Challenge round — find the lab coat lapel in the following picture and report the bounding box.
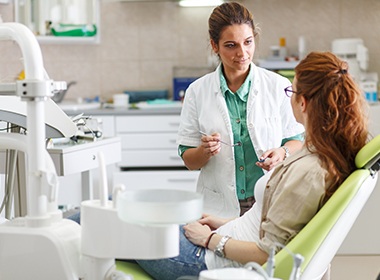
[210,64,234,143]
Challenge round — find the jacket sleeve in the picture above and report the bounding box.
[176,84,201,147]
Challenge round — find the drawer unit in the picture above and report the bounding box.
[55,110,197,207]
[115,115,184,168]
[120,150,183,167]
[49,137,121,176]
[120,133,177,150]
[113,170,199,192]
[115,115,181,133]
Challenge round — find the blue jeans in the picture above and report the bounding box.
[136,226,207,280]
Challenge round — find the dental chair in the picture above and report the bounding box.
[115,134,380,280]
[267,134,380,280]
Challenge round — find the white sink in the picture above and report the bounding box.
[58,101,101,111]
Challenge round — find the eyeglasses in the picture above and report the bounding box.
[284,86,297,97]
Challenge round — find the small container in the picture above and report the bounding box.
[279,37,287,58]
[270,45,280,57]
[113,93,129,108]
[360,72,378,103]
[361,81,378,103]
[298,36,306,59]
[173,66,213,101]
[51,23,97,37]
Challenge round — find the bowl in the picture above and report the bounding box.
[117,189,203,225]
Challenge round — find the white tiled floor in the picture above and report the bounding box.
[331,255,380,280]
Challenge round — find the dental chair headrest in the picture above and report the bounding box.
[355,134,380,171]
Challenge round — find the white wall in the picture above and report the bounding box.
[1,0,380,101]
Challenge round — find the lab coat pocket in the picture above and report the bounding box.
[202,188,224,214]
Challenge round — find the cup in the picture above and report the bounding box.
[113,93,129,108]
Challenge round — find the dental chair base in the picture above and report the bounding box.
[81,199,180,259]
[0,201,183,280]
[0,217,81,280]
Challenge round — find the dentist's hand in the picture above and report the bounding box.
[200,132,221,157]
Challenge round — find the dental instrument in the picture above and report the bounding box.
[199,130,242,147]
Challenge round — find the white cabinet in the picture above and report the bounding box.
[14,0,100,44]
[113,170,198,192]
[57,114,116,207]
[115,115,184,168]
[113,114,199,192]
[98,115,116,138]
[57,111,199,206]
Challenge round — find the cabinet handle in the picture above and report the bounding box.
[169,122,180,127]
[167,178,197,183]
[169,156,182,160]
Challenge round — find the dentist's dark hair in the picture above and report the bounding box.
[208,1,258,45]
[294,51,369,203]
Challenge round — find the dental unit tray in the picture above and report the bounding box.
[0,96,77,138]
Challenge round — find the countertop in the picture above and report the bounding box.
[61,102,379,118]
[62,106,183,116]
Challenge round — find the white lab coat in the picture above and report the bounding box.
[177,63,304,218]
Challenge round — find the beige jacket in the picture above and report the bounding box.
[258,146,332,254]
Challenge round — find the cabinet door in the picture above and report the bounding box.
[99,116,115,138]
[119,149,183,167]
[116,114,184,168]
[120,133,177,149]
[115,115,181,133]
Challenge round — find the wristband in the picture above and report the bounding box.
[205,231,217,249]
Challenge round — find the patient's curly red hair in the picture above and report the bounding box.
[295,51,369,203]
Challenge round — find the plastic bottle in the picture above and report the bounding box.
[279,37,287,59]
[298,36,306,60]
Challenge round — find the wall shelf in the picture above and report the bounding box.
[14,0,100,45]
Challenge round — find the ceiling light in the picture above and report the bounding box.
[179,0,224,7]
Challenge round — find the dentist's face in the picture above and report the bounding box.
[211,24,255,74]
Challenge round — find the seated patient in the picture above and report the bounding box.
[133,51,369,280]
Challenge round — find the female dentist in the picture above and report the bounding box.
[177,2,304,217]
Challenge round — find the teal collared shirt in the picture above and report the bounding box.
[220,65,261,200]
[179,65,303,200]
